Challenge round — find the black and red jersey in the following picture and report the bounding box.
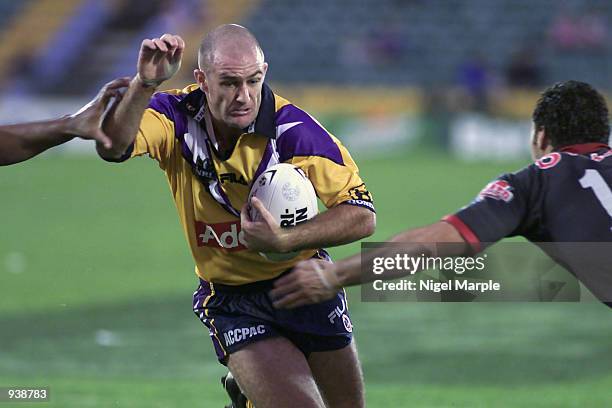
[444,143,612,303]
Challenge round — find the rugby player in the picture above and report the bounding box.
[271,80,612,309]
[97,26,375,408]
[0,77,129,166]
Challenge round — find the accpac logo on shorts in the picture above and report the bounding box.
[195,221,247,250]
[478,180,514,203]
[223,325,266,346]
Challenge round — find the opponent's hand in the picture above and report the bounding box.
[66,77,131,149]
[137,33,185,88]
[270,259,341,309]
[240,197,291,253]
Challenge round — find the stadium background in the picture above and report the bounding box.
[1,0,611,406]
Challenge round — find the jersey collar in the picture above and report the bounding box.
[559,143,611,155]
[177,83,276,139]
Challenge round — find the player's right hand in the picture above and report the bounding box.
[137,33,185,88]
[270,259,341,309]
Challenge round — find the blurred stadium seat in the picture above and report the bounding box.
[0,0,609,157]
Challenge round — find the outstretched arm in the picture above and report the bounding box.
[0,77,129,166]
[97,33,184,160]
[270,221,468,308]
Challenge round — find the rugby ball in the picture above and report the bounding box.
[248,163,319,261]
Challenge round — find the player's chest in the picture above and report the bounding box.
[191,135,269,214]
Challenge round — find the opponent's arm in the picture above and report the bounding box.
[269,221,468,308]
[97,34,184,160]
[0,78,129,166]
[241,197,376,253]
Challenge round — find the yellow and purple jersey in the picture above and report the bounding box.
[112,83,374,285]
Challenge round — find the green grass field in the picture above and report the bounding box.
[1,151,611,407]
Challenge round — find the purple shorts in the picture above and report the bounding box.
[193,273,353,364]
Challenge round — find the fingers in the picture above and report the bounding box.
[250,197,277,226]
[92,128,112,150]
[103,77,131,91]
[270,263,317,308]
[273,271,297,289]
[270,273,301,300]
[141,38,157,51]
[138,34,184,85]
[162,34,185,57]
[271,259,339,309]
[170,35,185,63]
[176,35,185,50]
[98,88,122,107]
[240,203,252,229]
[272,291,310,309]
[159,33,177,48]
[159,33,182,50]
[272,260,313,289]
[152,38,169,53]
[98,77,130,106]
[142,34,184,55]
[171,42,184,64]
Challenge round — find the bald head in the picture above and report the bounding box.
[198,24,264,72]
[194,24,268,136]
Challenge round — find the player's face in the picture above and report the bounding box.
[196,50,268,132]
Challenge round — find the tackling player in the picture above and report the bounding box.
[0,77,129,166]
[97,26,375,408]
[271,80,612,309]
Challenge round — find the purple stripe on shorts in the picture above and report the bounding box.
[193,280,228,361]
[209,329,227,361]
[275,104,344,165]
[148,92,188,140]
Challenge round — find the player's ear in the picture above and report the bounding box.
[535,127,548,151]
[194,69,208,92]
[534,127,555,157]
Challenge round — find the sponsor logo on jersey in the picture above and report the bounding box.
[478,180,514,202]
[590,150,612,162]
[346,199,375,211]
[194,156,215,180]
[535,152,562,169]
[195,221,247,250]
[349,184,373,203]
[219,172,248,185]
[223,325,266,346]
[347,185,374,210]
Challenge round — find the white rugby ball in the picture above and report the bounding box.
[248,163,319,261]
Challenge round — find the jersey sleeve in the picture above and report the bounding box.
[108,92,183,168]
[442,165,541,252]
[275,104,375,212]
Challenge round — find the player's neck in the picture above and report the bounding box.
[211,119,241,159]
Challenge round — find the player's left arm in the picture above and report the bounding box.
[242,126,378,252]
[241,197,375,253]
[0,78,129,166]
